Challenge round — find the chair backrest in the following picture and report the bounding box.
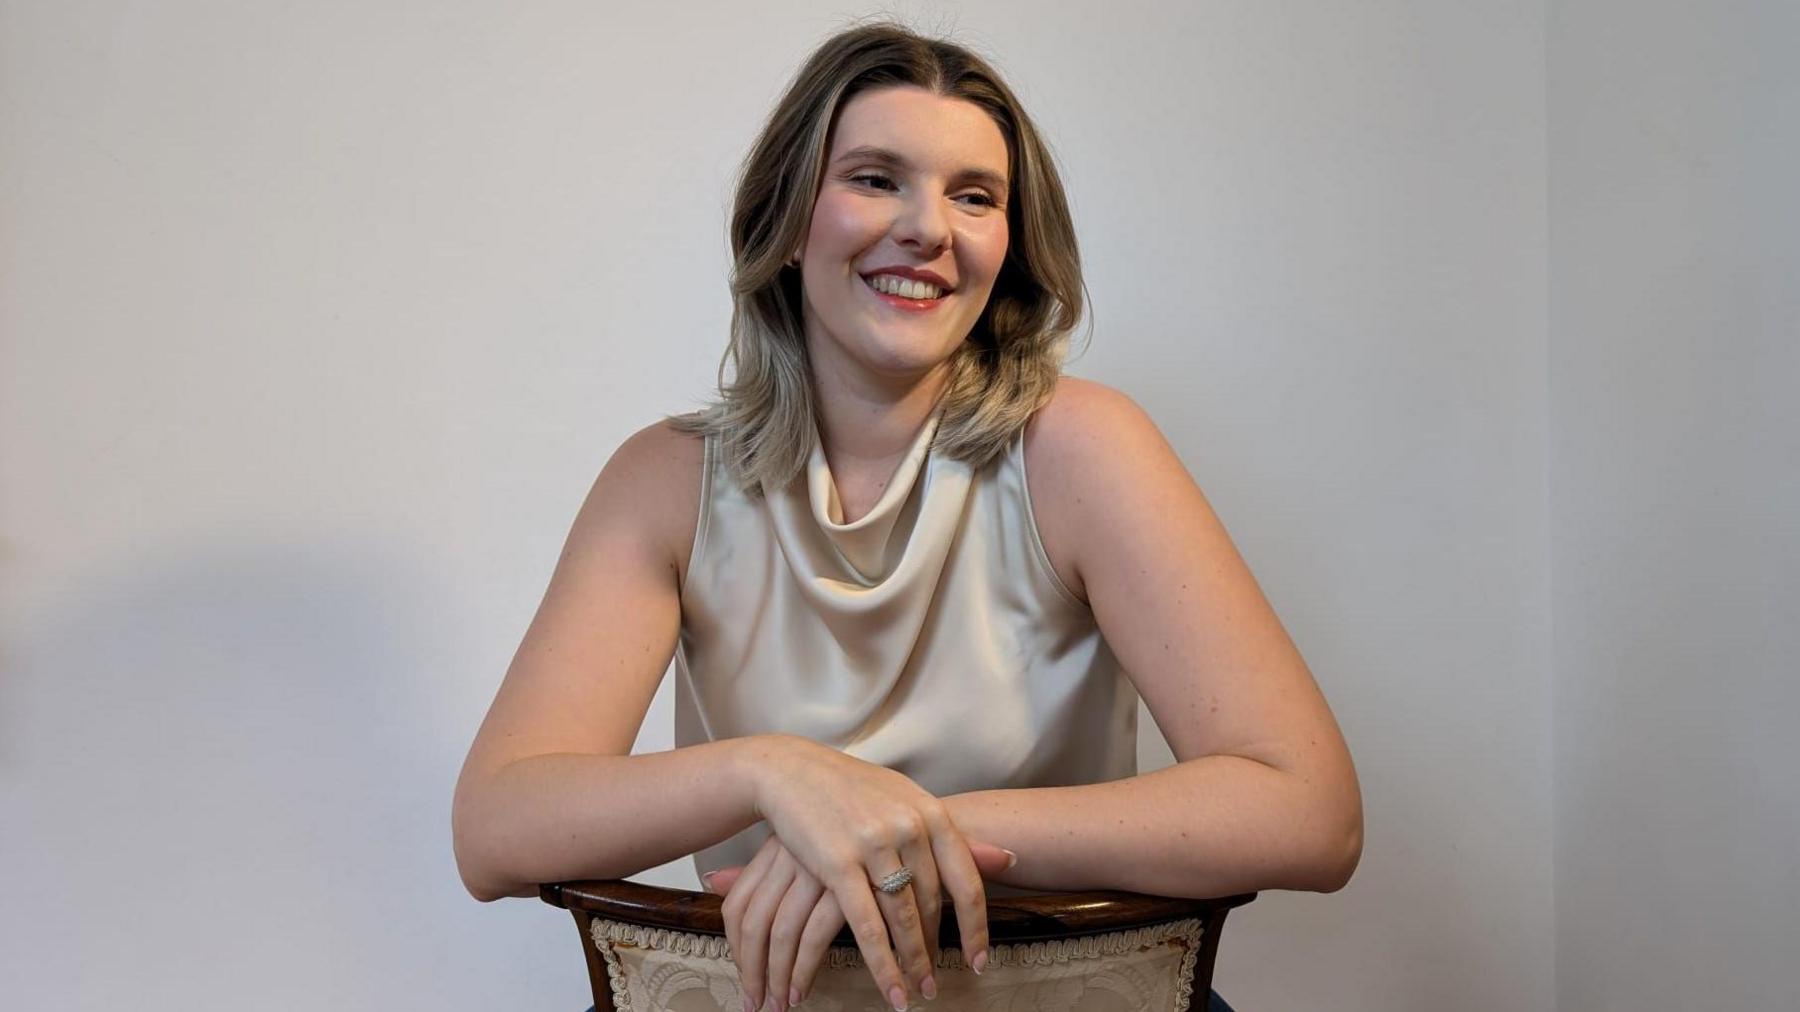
[542,879,1254,1011]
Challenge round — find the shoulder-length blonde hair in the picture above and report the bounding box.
[671,20,1087,496]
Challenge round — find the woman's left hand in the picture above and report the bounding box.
[709,833,1016,1010]
[714,834,845,1011]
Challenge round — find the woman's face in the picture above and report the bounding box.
[795,85,1012,392]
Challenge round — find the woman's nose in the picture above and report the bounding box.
[891,191,951,254]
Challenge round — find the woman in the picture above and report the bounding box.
[452,21,1362,1012]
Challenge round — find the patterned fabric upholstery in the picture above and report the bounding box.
[588,917,1212,1011]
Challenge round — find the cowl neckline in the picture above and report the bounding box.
[802,411,945,582]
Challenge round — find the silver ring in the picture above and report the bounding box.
[876,867,914,894]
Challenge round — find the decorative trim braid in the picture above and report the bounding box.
[588,917,1209,1011]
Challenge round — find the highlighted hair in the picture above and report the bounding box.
[671,19,1088,496]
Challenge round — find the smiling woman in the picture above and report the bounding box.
[452,19,1359,1012]
[794,86,1013,417]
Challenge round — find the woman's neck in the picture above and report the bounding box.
[810,360,951,476]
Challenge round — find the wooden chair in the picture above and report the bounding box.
[543,879,1254,1011]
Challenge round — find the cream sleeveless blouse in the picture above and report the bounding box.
[675,412,1138,877]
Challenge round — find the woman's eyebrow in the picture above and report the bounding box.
[833,145,1008,190]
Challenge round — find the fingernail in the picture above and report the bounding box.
[921,975,937,1000]
[889,984,909,1010]
[741,994,755,1012]
[1001,849,1018,871]
[702,871,721,894]
[971,949,988,975]
[789,986,802,1007]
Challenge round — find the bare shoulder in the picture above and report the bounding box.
[586,415,706,590]
[1024,375,1160,452]
[1023,376,1185,604]
[454,416,704,792]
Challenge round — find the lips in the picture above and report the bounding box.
[861,273,948,311]
[863,273,946,300]
[859,266,956,292]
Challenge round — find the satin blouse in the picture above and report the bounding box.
[675,411,1139,877]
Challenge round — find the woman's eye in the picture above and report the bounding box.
[849,173,997,209]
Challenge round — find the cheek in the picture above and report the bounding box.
[808,192,885,252]
[959,222,1010,287]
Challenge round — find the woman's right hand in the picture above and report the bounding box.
[710,832,1015,1010]
[746,734,992,1010]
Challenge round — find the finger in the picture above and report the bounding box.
[829,867,910,1012]
[738,846,799,1011]
[867,848,931,1007]
[704,864,745,897]
[791,890,846,1006]
[897,833,944,980]
[721,836,781,1006]
[927,820,991,976]
[766,870,825,1010]
[964,837,1017,879]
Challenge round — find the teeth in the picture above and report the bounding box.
[867,274,943,300]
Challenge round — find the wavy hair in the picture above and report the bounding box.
[671,19,1088,496]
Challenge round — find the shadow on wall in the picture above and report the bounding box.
[7,539,570,1008]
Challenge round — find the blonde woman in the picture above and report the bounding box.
[452,21,1361,1012]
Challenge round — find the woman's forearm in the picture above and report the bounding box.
[452,736,777,901]
[944,756,1362,899]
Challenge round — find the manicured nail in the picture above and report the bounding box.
[741,994,755,1012]
[1001,849,1018,871]
[789,986,802,1006]
[920,975,937,1000]
[889,984,909,1010]
[971,949,988,975]
[703,871,721,894]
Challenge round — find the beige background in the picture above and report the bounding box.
[3,1,1793,1009]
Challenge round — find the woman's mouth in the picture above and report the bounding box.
[862,273,949,312]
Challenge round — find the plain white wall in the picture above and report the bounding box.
[4,1,1552,1008]
[1549,2,1800,1009]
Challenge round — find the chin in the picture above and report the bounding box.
[857,341,964,379]
[806,310,973,382]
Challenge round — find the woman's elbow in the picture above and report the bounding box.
[452,821,505,902]
[461,872,510,904]
[1312,815,1363,893]
[454,828,535,902]
[452,778,518,902]
[1303,794,1363,893]
[1298,746,1363,893]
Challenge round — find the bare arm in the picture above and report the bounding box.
[944,379,1362,899]
[944,757,1353,898]
[453,418,991,1007]
[456,743,767,901]
[452,419,747,901]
